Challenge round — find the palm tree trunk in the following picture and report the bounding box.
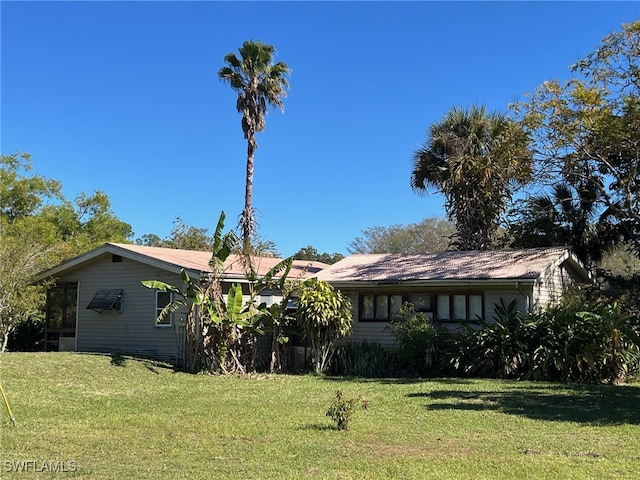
[242,137,256,254]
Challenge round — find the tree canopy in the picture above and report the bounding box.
[411,105,533,250]
[348,217,455,254]
[511,19,640,255]
[0,152,133,350]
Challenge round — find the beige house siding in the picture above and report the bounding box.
[55,253,187,363]
[534,263,576,312]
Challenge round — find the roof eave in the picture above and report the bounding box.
[325,278,538,289]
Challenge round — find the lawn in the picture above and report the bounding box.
[1,353,639,479]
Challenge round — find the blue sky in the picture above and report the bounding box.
[2,1,639,257]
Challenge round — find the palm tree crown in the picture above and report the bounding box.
[411,105,532,250]
[218,40,290,254]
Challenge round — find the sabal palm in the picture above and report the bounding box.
[218,41,290,254]
[411,105,532,250]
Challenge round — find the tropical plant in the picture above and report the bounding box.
[451,299,529,379]
[411,105,533,250]
[508,181,619,267]
[142,211,240,373]
[295,278,352,374]
[328,341,400,378]
[142,211,298,374]
[218,40,290,254]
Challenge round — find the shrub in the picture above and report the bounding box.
[387,304,451,376]
[325,390,368,431]
[451,299,529,379]
[7,317,45,352]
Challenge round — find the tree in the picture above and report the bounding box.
[348,217,455,254]
[218,40,290,254]
[293,246,344,264]
[295,278,352,374]
[162,217,212,250]
[511,20,640,254]
[0,152,133,350]
[508,181,620,267]
[411,105,533,250]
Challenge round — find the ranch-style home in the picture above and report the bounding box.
[314,247,592,346]
[34,243,590,365]
[33,243,326,366]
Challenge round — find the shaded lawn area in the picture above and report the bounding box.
[1,352,639,479]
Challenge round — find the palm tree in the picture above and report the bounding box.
[218,41,290,254]
[509,180,620,267]
[411,105,532,250]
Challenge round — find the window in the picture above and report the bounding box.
[87,289,123,313]
[155,291,172,326]
[436,294,484,323]
[360,294,409,322]
[359,292,483,323]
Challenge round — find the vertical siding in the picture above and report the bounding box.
[56,254,187,363]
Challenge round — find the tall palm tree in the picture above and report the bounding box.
[218,40,290,254]
[411,105,532,250]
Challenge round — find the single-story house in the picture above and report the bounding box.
[314,247,592,347]
[33,243,326,365]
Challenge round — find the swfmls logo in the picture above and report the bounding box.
[4,460,77,473]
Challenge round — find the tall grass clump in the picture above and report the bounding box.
[328,341,400,377]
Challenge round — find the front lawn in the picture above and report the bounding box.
[1,353,639,479]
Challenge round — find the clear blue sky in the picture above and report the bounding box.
[2,1,639,257]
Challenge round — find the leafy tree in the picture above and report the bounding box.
[162,217,212,250]
[295,278,352,374]
[0,215,58,351]
[293,245,344,264]
[348,217,454,254]
[512,20,640,254]
[411,105,533,250]
[0,152,133,350]
[0,152,62,220]
[218,40,290,254]
[135,233,163,247]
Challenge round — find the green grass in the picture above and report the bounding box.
[1,352,639,479]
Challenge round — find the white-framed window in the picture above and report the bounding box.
[155,291,172,327]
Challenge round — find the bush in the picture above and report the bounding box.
[450,294,640,383]
[325,390,368,431]
[451,299,529,379]
[388,305,453,376]
[6,317,45,352]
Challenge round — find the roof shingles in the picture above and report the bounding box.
[314,248,572,282]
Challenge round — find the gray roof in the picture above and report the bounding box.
[314,247,589,283]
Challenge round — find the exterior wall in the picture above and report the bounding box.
[338,284,534,348]
[55,253,187,364]
[534,262,576,312]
